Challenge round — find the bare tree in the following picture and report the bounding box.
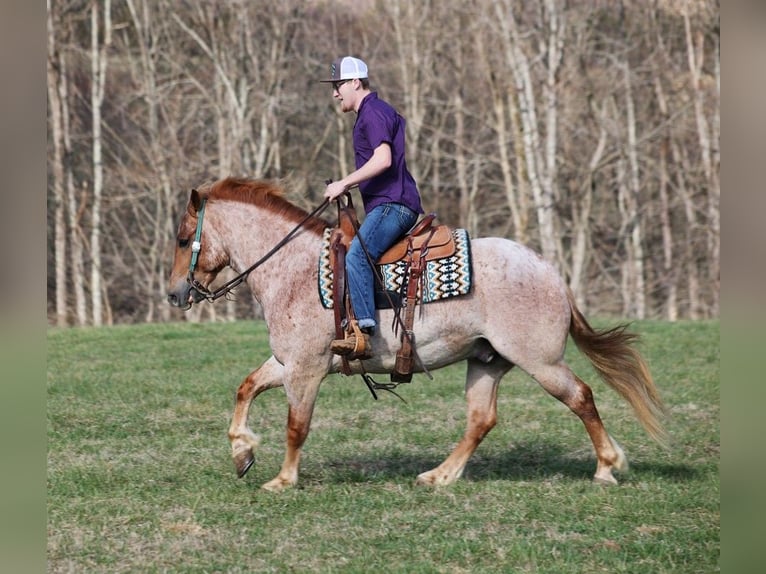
[619,59,647,319]
[89,0,113,326]
[383,0,433,184]
[47,0,67,326]
[654,78,678,321]
[123,0,175,322]
[495,0,564,265]
[476,1,530,243]
[568,96,608,310]
[49,0,89,326]
[682,2,719,316]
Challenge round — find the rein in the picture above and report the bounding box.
[187,197,331,302]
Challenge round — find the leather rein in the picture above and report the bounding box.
[186,196,331,302]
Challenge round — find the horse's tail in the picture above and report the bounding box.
[566,288,668,446]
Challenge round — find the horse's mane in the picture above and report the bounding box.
[203,177,331,235]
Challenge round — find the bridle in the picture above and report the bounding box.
[186,195,331,302]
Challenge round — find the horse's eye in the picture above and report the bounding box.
[179,238,190,249]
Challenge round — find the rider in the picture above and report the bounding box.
[321,56,424,358]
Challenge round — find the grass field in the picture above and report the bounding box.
[47,319,719,573]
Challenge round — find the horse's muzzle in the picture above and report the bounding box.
[167,282,205,310]
[167,291,191,310]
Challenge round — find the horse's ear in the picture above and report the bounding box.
[189,188,201,215]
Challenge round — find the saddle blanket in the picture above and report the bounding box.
[317,227,473,310]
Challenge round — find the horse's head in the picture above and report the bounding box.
[166,187,228,310]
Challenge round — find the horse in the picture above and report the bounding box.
[166,177,666,491]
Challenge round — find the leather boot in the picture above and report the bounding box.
[330,332,372,360]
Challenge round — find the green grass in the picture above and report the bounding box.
[47,319,719,573]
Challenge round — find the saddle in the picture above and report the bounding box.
[329,194,456,381]
[377,214,456,265]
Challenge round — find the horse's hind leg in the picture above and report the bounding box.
[532,363,628,485]
[416,357,511,486]
[228,355,284,478]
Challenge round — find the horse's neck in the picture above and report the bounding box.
[213,201,321,300]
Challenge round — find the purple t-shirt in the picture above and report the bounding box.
[353,92,423,215]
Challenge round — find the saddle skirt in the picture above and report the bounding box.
[318,226,473,310]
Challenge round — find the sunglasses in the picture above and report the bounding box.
[331,79,352,92]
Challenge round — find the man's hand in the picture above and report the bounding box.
[324,180,349,201]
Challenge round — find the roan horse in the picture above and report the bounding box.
[166,177,666,491]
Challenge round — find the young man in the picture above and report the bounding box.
[320,56,424,359]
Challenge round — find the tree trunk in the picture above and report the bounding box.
[675,145,702,319]
[125,0,173,323]
[90,0,112,326]
[653,76,678,321]
[541,0,564,264]
[509,91,530,244]
[454,93,471,233]
[64,62,88,327]
[500,1,559,264]
[684,7,719,317]
[388,0,429,183]
[569,98,606,310]
[616,157,632,316]
[625,64,646,319]
[622,61,646,319]
[479,7,528,242]
[709,32,721,317]
[47,0,67,327]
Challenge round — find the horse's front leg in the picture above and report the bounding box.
[261,367,324,492]
[228,355,284,478]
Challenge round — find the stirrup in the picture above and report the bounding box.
[330,320,372,360]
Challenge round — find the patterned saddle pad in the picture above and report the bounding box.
[317,227,473,310]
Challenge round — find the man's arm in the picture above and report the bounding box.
[325,143,392,200]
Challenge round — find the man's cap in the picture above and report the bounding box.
[318,56,368,82]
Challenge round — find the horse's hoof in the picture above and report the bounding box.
[415,471,440,486]
[593,474,619,486]
[261,477,294,492]
[233,450,255,478]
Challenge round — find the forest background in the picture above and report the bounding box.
[46,0,720,327]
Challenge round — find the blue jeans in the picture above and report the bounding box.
[346,202,418,332]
